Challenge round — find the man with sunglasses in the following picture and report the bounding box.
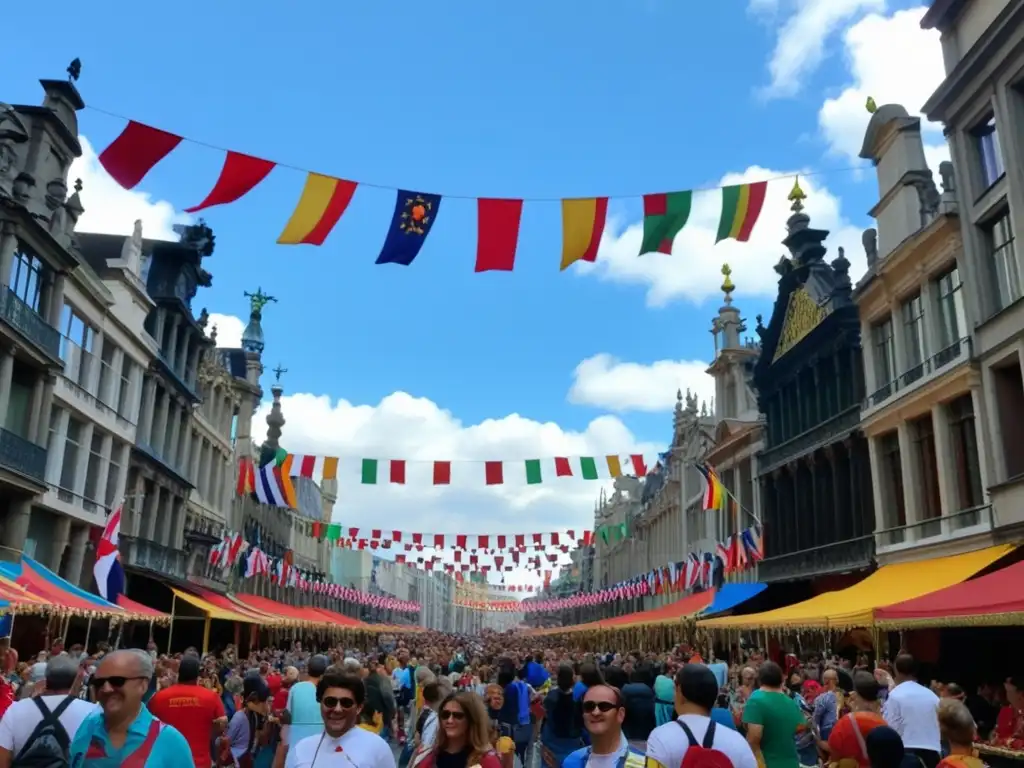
[287,671,395,768]
[561,685,645,768]
[68,649,192,767]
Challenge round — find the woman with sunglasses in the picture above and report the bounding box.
[411,692,502,768]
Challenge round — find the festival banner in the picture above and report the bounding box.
[94,113,778,268]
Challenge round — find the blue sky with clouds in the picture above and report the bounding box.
[2,0,950,581]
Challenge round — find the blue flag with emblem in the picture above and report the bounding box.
[376,189,442,266]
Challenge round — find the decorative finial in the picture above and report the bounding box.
[788,176,807,213]
[210,324,218,344]
[244,288,277,315]
[273,364,288,382]
[721,263,735,304]
[74,178,83,193]
[67,58,81,82]
[866,96,877,114]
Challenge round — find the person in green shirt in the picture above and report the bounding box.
[743,661,807,768]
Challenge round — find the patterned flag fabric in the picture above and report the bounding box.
[376,190,442,266]
[93,505,125,602]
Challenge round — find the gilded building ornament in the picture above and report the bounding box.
[773,287,827,362]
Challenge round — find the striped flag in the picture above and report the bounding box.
[93,505,125,602]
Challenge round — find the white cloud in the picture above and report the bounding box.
[818,7,949,168]
[208,313,245,348]
[252,388,664,563]
[580,167,866,305]
[69,136,190,240]
[568,354,715,413]
[758,0,886,99]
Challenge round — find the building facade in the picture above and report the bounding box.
[753,186,875,585]
[856,102,993,565]
[921,0,1024,533]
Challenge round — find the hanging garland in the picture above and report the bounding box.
[92,112,797,271]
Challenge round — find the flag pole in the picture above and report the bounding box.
[84,617,93,652]
[166,592,177,653]
[693,462,762,527]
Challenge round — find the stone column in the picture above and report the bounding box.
[34,375,55,447]
[971,385,992,500]
[128,361,144,423]
[45,408,69,484]
[176,330,190,378]
[180,425,193,483]
[1,499,32,557]
[139,377,156,445]
[62,523,91,587]
[50,515,71,573]
[897,422,922,537]
[860,319,878,399]
[104,346,123,410]
[143,483,160,541]
[153,308,167,351]
[0,229,17,286]
[156,488,172,547]
[171,497,184,550]
[153,390,169,455]
[931,403,956,530]
[113,443,130,509]
[94,434,113,510]
[0,349,14,417]
[72,422,95,499]
[166,402,181,469]
[166,315,181,370]
[202,441,214,500]
[190,434,202,486]
[890,304,907,387]
[26,376,45,447]
[46,273,66,328]
[867,437,886,541]
[920,280,939,366]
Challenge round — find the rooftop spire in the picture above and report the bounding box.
[241,287,277,355]
[263,371,286,459]
[721,263,735,305]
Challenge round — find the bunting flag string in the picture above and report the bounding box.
[86,107,857,271]
[323,527,592,550]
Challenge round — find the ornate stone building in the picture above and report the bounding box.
[856,103,993,566]
[754,185,875,586]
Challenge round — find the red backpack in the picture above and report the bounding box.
[675,719,734,768]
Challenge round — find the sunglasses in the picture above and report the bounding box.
[440,710,467,721]
[89,676,148,689]
[582,701,619,713]
[322,696,357,710]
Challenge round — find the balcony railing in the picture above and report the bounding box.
[758,535,874,583]
[760,405,861,474]
[0,427,46,484]
[120,534,188,579]
[868,337,972,409]
[0,285,60,359]
[876,504,993,550]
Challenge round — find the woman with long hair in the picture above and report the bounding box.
[412,691,503,768]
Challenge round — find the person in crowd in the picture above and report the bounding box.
[785,668,818,768]
[280,655,330,766]
[883,654,942,768]
[936,699,982,768]
[864,725,915,768]
[993,676,1024,745]
[561,684,643,768]
[367,657,398,742]
[69,649,193,766]
[147,654,227,768]
[287,671,395,768]
[743,660,806,768]
[0,655,96,767]
[411,691,501,768]
[646,664,756,768]
[496,665,530,767]
[392,649,414,746]
[964,684,999,742]
[541,664,582,766]
[827,671,888,768]
[814,668,844,745]
[221,674,271,768]
[621,665,656,751]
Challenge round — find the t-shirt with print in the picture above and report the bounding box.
[148,682,226,768]
[0,695,98,755]
[286,725,396,768]
[742,690,805,768]
[645,714,758,768]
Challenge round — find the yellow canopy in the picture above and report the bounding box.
[172,589,260,624]
[698,544,1013,631]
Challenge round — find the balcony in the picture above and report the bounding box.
[133,440,193,488]
[876,505,993,555]
[119,534,188,579]
[760,405,861,474]
[0,427,47,485]
[758,535,874,583]
[867,336,972,409]
[155,349,199,400]
[0,285,60,360]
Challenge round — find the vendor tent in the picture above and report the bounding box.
[875,558,1024,629]
[600,590,714,628]
[699,544,1012,630]
[0,557,131,619]
[704,582,767,615]
[232,594,335,627]
[171,588,266,624]
[116,595,171,624]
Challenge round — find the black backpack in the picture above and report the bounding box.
[13,696,75,768]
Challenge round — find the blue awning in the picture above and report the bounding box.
[705,583,766,615]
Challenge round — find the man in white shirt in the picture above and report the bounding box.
[646,664,757,768]
[0,656,97,765]
[288,670,395,768]
[882,653,941,768]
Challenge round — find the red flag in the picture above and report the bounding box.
[99,121,182,189]
[630,454,648,476]
[433,461,451,485]
[475,198,523,272]
[390,460,406,484]
[185,151,276,212]
[484,461,503,485]
[554,457,572,477]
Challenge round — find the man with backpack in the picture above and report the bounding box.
[0,656,97,768]
[645,664,757,768]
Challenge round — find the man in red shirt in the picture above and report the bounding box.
[148,654,228,768]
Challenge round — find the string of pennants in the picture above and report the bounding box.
[96,116,773,272]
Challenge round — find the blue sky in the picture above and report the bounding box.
[3,0,948,581]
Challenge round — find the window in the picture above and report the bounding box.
[972,115,1004,189]
[984,211,1020,312]
[98,342,115,404]
[880,431,906,530]
[59,418,83,491]
[934,267,967,365]
[59,303,95,388]
[912,415,942,524]
[9,245,45,312]
[871,318,897,399]
[105,444,121,510]
[118,355,132,419]
[947,396,983,511]
[902,294,926,385]
[84,431,104,510]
